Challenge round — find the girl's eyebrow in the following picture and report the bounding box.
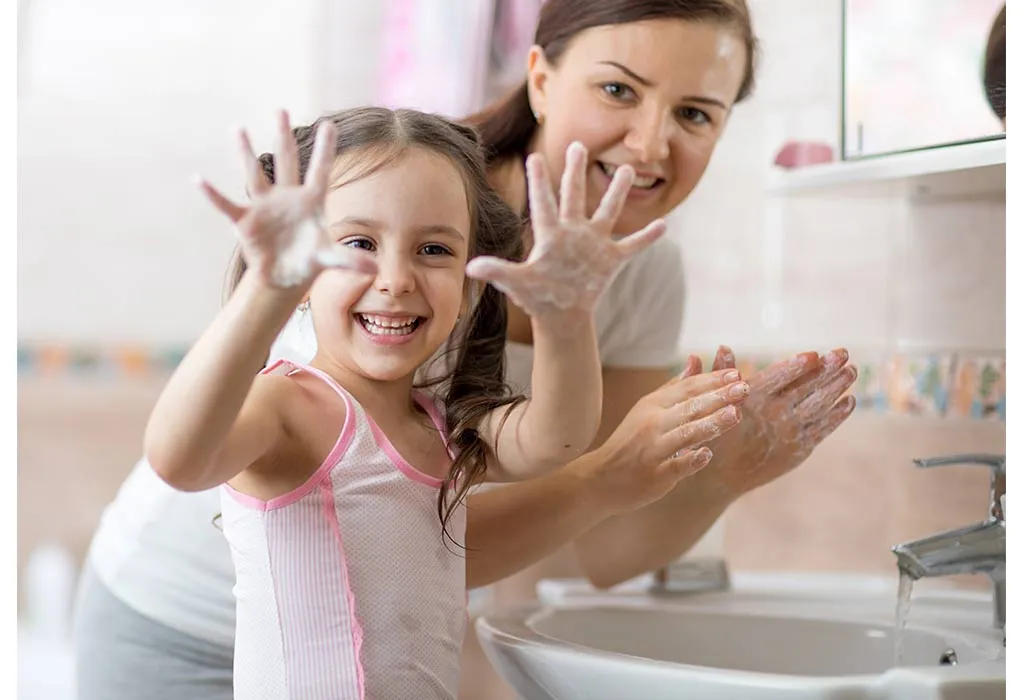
[331,216,466,241]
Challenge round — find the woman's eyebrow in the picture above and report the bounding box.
[598,60,729,110]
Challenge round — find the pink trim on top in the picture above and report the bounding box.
[366,418,444,489]
[222,359,358,511]
[320,480,365,698]
[413,392,456,460]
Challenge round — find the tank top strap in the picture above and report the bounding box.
[261,358,353,404]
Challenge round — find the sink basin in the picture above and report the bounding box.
[477,575,1005,699]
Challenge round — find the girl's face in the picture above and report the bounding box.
[309,147,472,383]
[527,18,747,235]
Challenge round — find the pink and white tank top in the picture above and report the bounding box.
[220,359,467,700]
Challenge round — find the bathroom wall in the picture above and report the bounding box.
[17,0,388,345]
[18,0,1004,654]
[668,0,1005,575]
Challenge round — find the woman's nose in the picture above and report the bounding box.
[624,109,672,164]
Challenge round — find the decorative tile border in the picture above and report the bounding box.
[17,344,187,378]
[17,344,1005,421]
[679,350,1004,422]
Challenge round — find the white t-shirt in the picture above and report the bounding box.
[86,235,686,646]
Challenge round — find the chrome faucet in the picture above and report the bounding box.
[891,454,1005,634]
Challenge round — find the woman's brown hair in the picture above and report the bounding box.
[983,4,1006,122]
[466,0,760,165]
[225,107,526,546]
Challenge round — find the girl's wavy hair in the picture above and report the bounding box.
[225,107,526,546]
[465,0,760,165]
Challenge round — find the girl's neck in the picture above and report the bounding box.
[307,352,420,418]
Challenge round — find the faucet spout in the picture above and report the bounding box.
[892,519,1005,634]
[891,453,1006,636]
[892,519,1005,579]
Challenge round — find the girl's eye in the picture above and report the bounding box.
[601,82,636,101]
[420,244,452,257]
[342,237,375,251]
[676,106,712,125]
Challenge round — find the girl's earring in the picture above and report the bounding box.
[298,300,310,313]
[534,111,545,126]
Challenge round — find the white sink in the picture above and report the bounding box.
[476,574,1005,699]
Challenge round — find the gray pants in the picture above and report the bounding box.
[73,566,233,700]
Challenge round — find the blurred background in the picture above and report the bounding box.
[17,0,1006,698]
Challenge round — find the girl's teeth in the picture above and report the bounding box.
[359,314,419,335]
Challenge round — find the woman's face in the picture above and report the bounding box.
[527,19,747,235]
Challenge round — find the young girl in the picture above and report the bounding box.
[143,106,681,699]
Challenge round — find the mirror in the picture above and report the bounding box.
[842,0,1006,159]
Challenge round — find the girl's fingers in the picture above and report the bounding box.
[197,178,246,223]
[613,219,667,258]
[239,129,271,196]
[558,141,588,222]
[525,153,559,231]
[590,163,635,226]
[275,110,300,186]
[305,121,338,193]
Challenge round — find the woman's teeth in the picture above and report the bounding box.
[598,162,661,190]
[357,314,421,335]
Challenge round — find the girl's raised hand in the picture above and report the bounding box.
[198,110,376,289]
[465,141,667,317]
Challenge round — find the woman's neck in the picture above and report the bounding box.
[487,155,535,345]
[308,352,419,418]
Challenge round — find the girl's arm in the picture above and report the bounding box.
[145,276,302,491]
[466,143,667,481]
[146,113,374,492]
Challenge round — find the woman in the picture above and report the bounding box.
[74,2,857,698]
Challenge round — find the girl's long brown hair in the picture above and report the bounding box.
[226,107,526,546]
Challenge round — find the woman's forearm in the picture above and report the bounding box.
[573,465,736,589]
[465,450,610,588]
[144,274,302,490]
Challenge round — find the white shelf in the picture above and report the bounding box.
[766,139,1005,198]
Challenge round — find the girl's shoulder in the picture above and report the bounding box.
[253,361,352,435]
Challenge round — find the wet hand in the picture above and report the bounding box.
[464,141,667,318]
[703,346,858,497]
[590,356,749,515]
[198,110,376,289]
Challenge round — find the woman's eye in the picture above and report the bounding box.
[677,106,711,125]
[601,82,635,100]
[343,237,375,251]
[420,244,452,257]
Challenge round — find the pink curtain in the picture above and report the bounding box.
[376,0,544,118]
